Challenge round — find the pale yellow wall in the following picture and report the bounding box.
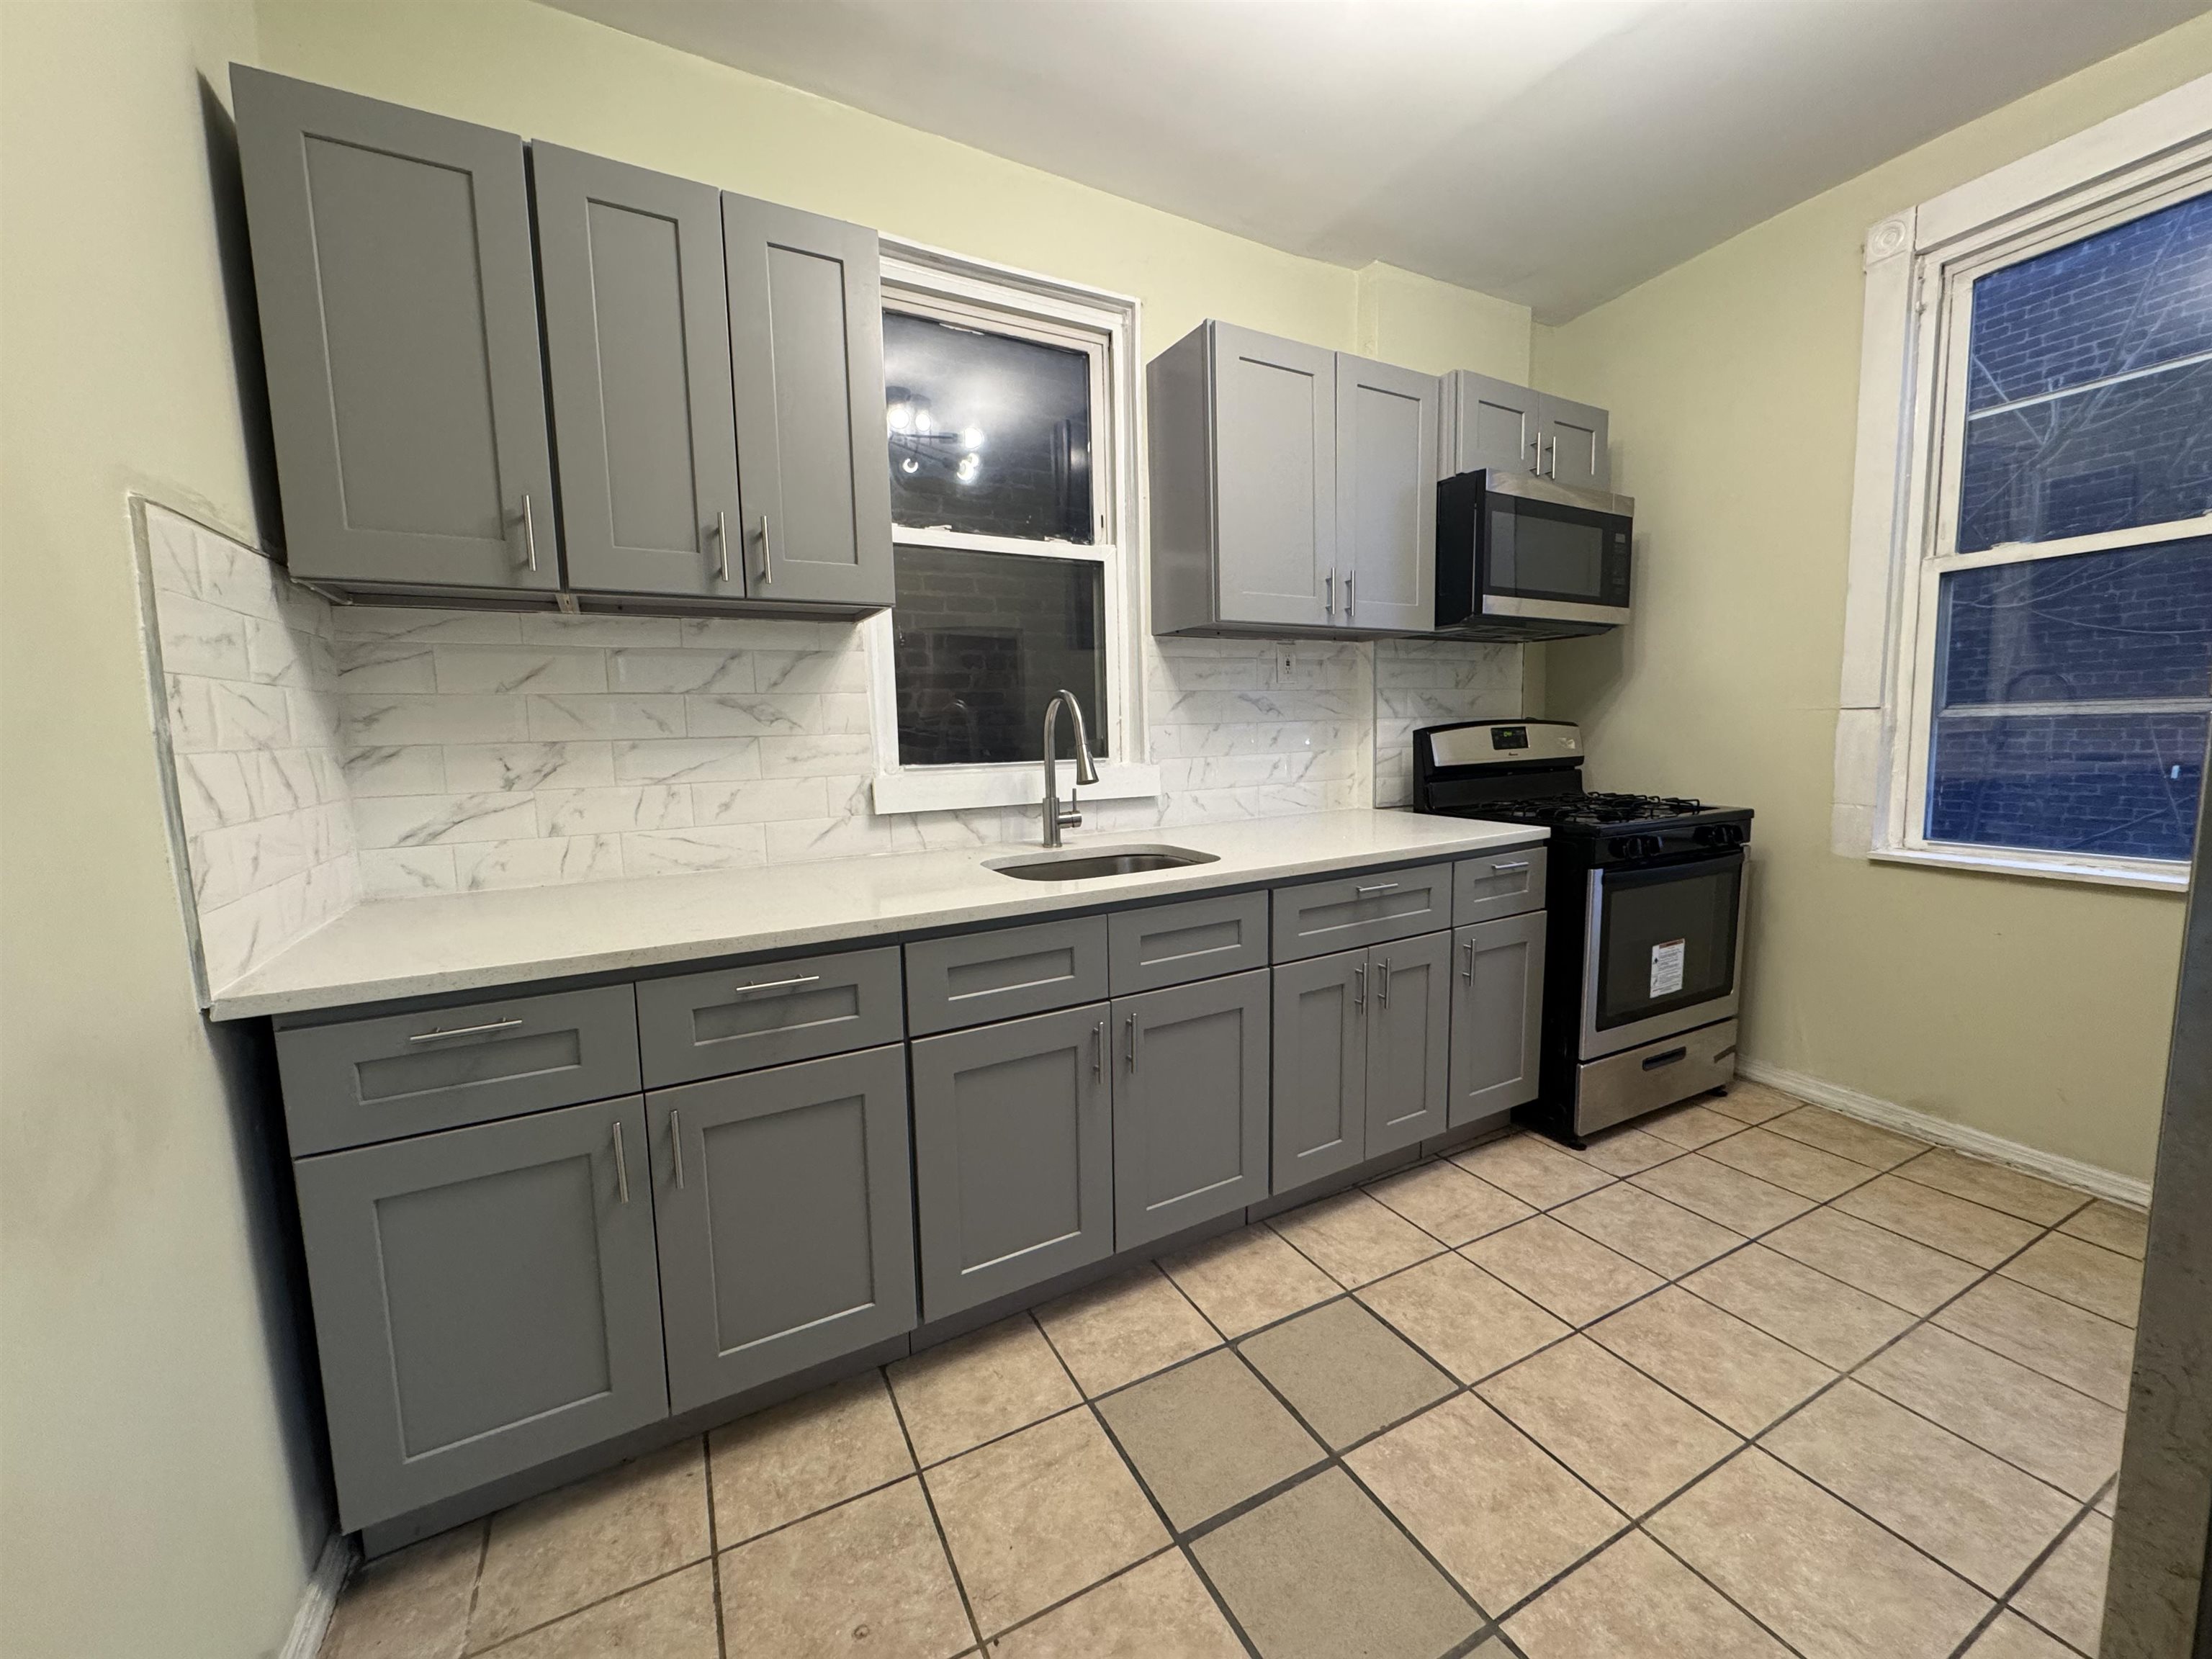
[249,0,1531,379]
[0,4,330,1658]
[1532,15,2212,1182]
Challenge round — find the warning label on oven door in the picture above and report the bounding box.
[1650,940,1686,999]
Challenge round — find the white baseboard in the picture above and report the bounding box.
[1737,1058,2152,1210]
[279,1532,354,1659]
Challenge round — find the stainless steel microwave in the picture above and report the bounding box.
[1434,469,1634,639]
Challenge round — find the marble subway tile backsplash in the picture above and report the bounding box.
[145,505,357,992]
[143,513,1524,986]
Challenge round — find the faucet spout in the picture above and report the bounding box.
[1040,690,1099,848]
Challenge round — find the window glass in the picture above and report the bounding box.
[1959,190,2212,552]
[891,546,1107,767]
[884,312,1094,543]
[1927,537,2212,860]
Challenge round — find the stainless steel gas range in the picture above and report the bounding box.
[1413,719,1753,1145]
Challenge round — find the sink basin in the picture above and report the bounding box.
[987,844,1220,881]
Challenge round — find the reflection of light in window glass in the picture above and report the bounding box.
[1927,537,2212,860]
[1959,191,2212,552]
[893,546,1107,768]
[884,313,1093,542]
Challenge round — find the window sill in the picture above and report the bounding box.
[1867,842,2191,893]
[872,761,1162,817]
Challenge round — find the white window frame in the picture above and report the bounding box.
[1835,71,2212,893]
[865,239,1157,816]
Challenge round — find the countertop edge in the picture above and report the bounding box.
[208,815,1548,1022]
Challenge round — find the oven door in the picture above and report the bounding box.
[1480,472,1633,628]
[1580,851,1746,1061]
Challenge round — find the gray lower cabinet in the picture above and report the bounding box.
[647,1046,915,1413]
[1272,862,1453,963]
[1449,912,1547,1125]
[1271,949,1369,1190]
[1111,970,1269,1249]
[1366,929,1451,1154]
[912,1004,1112,1320]
[534,143,740,601]
[295,1095,667,1531]
[233,68,556,595]
[724,194,894,608]
[1335,354,1439,634]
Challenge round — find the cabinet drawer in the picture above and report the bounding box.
[638,946,902,1087]
[276,986,640,1155]
[1108,891,1269,994]
[1455,845,1547,924]
[905,917,1109,1036]
[1269,863,1452,963]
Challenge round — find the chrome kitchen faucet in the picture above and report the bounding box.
[1039,690,1099,848]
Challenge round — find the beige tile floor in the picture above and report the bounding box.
[319,1080,2146,1659]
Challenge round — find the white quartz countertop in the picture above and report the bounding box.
[209,809,1546,1021]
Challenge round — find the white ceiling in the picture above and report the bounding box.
[548,0,2206,321]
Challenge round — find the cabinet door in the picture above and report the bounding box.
[1444,370,1541,479]
[1270,950,1367,1191]
[232,68,554,593]
[1335,354,1438,634]
[1367,931,1452,1155]
[534,145,741,601]
[649,1046,915,1411]
[912,1004,1112,1319]
[724,194,894,607]
[1112,970,1269,1250]
[1450,912,1547,1126]
[1210,323,1338,629]
[294,1097,666,1531]
[1534,390,1610,492]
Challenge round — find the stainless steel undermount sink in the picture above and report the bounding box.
[986,844,1220,881]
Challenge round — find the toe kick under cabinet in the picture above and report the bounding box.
[271,845,1542,1539]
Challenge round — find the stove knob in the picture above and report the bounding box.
[1694,824,1745,848]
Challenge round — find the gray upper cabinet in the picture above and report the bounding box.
[1443,369,1611,490]
[295,1095,667,1531]
[911,1004,1113,1319]
[1335,354,1438,634]
[1270,949,1368,1190]
[724,194,894,608]
[1366,928,1451,1155]
[648,1046,914,1412]
[1450,911,1547,1128]
[534,144,739,601]
[1112,969,1270,1249]
[1149,321,1338,635]
[233,68,556,595]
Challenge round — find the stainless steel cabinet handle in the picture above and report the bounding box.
[1546,434,1559,477]
[1375,957,1390,1004]
[732,974,821,997]
[1491,860,1530,873]
[1092,1019,1105,1079]
[1323,567,1334,618]
[1345,569,1355,621]
[1355,881,1400,896]
[1461,938,1475,981]
[408,1017,523,1044]
[1125,1013,1139,1071]
[716,511,731,585]
[1529,431,1542,472]
[613,1120,631,1205]
[758,515,773,584]
[521,493,541,573]
[670,1108,685,1189]
[1353,963,1367,1010]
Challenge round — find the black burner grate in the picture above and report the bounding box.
[1468,791,1710,827]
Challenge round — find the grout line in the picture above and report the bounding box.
[883,1362,988,1654]
[465,1556,714,1655]
[700,1433,727,1659]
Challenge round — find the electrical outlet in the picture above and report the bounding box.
[1279,647,1296,676]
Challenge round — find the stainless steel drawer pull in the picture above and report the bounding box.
[732,974,821,997]
[1353,963,1367,1010]
[1375,958,1390,1004]
[1092,1019,1105,1079]
[1323,567,1335,617]
[670,1109,685,1189]
[407,1017,524,1044]
[715,511,731,585]
[1344,569,1355,620]
[758,514,774,584]
[1125,1012,1139,1071]
[613,1120,631,1205]
[521,493,540,573]
[1461,938,1475,981]
[1355,881,1400,896]
[1489,860,1531,874]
